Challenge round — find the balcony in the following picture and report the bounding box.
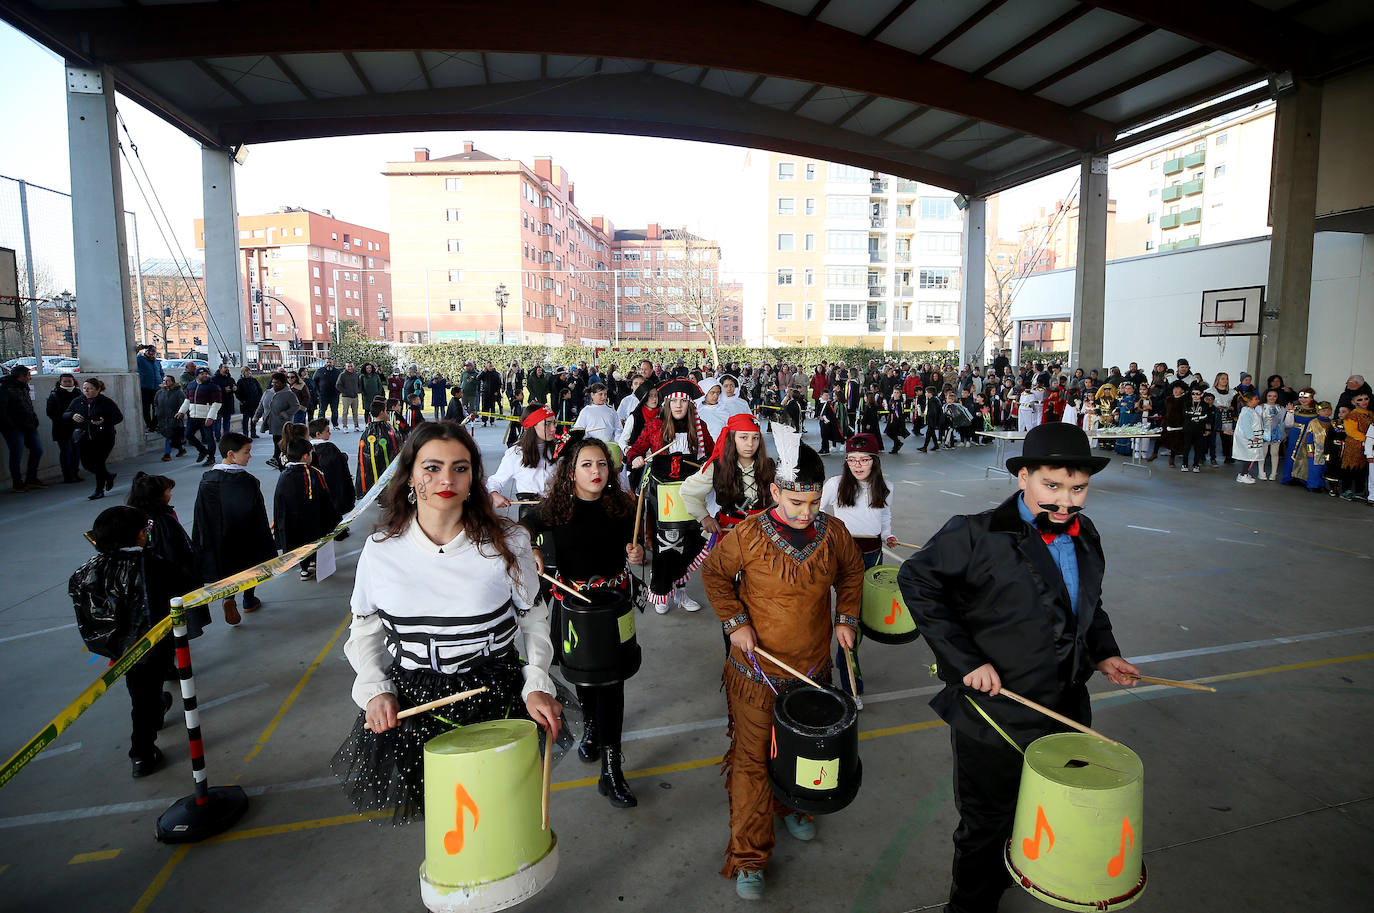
[1180,207,1202,225]
[867,319,887,333]
[894,250,912,264]
[1183,150,1206,168]
[868,285,886,298]
[1158,237,1201,253]
[1161,185,1182,203]
[870,216,887,229]
[896,285,914,297]
[1160,212,1181,230]
[869,250,887,263]
[1181,177,1205,196]
[1163,157,1184,175]
[891,319,914,332]
[870,179,888,194]
[896,216,915,230]
[894,180,919,194]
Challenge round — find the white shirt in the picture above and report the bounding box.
[616,394,640,424]
[343,521,554,707]
[486,445,554,496]
[572,402,621,442]
[820,475,893,540]
[695,397,732,441]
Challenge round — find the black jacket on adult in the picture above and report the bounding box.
[991,355,1010,378]
[236,374,263,416]
[897,492,1121,747]
[0,375,39,433]
[46,385,81,441]
[313,365,341,397]
[191,468,276,583]
[477,369,502,398]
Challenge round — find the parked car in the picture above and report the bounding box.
[2,356,38,375]
[160,357,208,376]
[52,358,80,373]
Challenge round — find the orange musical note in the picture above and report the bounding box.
[443,783,480,855]
[663,492,675,514]
[769,726,777,760]
[812,765,825,786]
[1107,816,1134,878]
[1022,805,1054,860]
[884,598,902,626]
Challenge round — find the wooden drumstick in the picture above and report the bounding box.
[395,686,489,720]
[539,573,592,603]
[997,688,1117,745]
[842,647,860,702]
[541,724,554,830]
[752,647,824,690]
[892,541,923,550]
[1126,674,1217,693]
[509,499,543,505]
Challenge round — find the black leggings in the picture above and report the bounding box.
[576,681,625,748]
[1181,430,1206,467]
[80,438,114,493]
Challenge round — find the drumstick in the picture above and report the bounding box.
[540,572,592,603]
[1126,673,1217,693]
[631,475,651,544]
[892,540,923,550]
[541,724,554,830]
[842,647,860,702]
[752,647,824,690]
[509,499,543,505]
[998,688,1117,745]
[395,686,489,720]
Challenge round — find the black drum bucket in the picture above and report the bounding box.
[767,683,862,815]
[557,587,642,687]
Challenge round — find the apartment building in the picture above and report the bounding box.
[131,258,206,359]
[762,152,962,352]
[193,208,392,357]
[611,224,731,345]
[1112,103,1275,256]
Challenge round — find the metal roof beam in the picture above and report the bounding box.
[1076,1,1322,74]
[864,0,920,42]
[413,50,434,90]
[270,54,316,100]
[970,6,1093,78]
[877,105,930,139]
[47,0,1115,149]
[1070,46,1213,112]
[192,59,252,106]
[832,94,876,127]
[342,51,374,93]
[1022,23,1154,95]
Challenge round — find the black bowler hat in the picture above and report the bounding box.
[1006,421,1111,475]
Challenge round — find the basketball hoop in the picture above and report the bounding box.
[1200,320,1236,355]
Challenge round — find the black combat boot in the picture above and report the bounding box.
[598,746,638,808]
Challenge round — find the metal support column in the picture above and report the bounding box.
[201,146,247,366]
[959,196,987,368]
[1070,155,1109,375]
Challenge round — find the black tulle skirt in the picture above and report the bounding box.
[330,651,578,825]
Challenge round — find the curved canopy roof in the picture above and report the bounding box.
[4,0,1372,194]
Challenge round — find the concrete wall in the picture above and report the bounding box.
[0,371,146,488]
[1009,233,1374,397]
[1316,63,1374,219]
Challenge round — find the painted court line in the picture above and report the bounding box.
[938,490,966,498]
[1132,624,1374,664]
[1216,536,1266,547]
[32,742,81,761]
[0,623,76,645]
[198,683,270,712]
[1126,525,1171,533]
[68,849,120,864]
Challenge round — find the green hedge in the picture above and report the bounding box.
[395,343,964,378]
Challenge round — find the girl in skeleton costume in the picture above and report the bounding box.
[679,413,777,553]
[331,421,566,823]
[487,405,559,524]
[626,379,715,613]
[525,435,646,808]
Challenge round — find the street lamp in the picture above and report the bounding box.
[52,290,76,357]
[377,305,389,342]
[495,282,509,345]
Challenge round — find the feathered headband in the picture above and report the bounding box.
[772,426,824,492]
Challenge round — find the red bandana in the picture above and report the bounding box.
[1041,518,1081,545]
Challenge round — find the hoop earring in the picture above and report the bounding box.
[406,486,417,505]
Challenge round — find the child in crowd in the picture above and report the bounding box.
[405,392,426,430]
[942,391,973,448]
[1338,392,1372,500]
[1323,405,1347,496]
[388,397,410,442]
[1233,391,1263,484]
[883,390,911,454]
[192,432,276,626]
[1180,388,1210,472]
[308,418,356,538]
[1202,393,1219,465]
[69,505,200,777]
[572,382,621,443]
[1061,391,1081,429]
[1258,388,1286,480]
[274,437,342,580]
[443,389,467,424]
[127,471,208,637]
[918,387,943,451]
[154,375,186,461]
[356,398,400,497]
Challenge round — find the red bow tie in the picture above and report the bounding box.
[1041,518,1081,544]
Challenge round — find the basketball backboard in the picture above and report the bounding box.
[1199,286,1263,336]
[0,247,19,323]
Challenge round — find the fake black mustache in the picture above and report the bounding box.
[1038,503,1083,514]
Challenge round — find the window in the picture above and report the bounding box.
[918,268,956,290]
[449,299,462,312]
[1193,141,1206,152]
[804,301,814,320]
[623,286,641,297]
[827,301,861,321]
[1149,157,1161,169]
[827,195,867,218]
[447,239,462,253]
[804,233,816,251]
[1145,241,1155,251]
[331,233,338,241]
[803,268,815,287]
[1147,212,1156,223]
[777,162,795,180]
[446,209,461,221]
[1216,133,1228,145]
[919,197,956,220]
[313,266,320,278]
[448,269,463,282]
[445,177,462,191]
[776,302,794,319]
[623,321,641,333]
[826,230,867,253]
[1214,164,1227,178]
[1148,188,1158,197]
[919,301,956,324]
[777,269,794,286]
[919,232,961,254]
[326,287,335,297]
[805,164,816,181]
[827,163,866,183]
[667,322,684,332]
[314,304,322,315]
[294,227,304,237]
[777,197,795,216]
[825,266,865,288]
[804,197,816,216]
[777,233,795,251]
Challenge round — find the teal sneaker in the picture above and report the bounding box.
[735,870,765,901]
[782,811,816,841]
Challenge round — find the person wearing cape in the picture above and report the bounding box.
[356,398,400,498]
[679,413,776,553]
[273,437,342,580]
[626,379,714,613]
[308,418,356,532]
[699,427,865,901]
[191,432,277,625]
[525,433,646,808]
[895,422,1140,913]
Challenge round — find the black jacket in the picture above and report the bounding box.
[235,374,263,414]
[897,493,1121,746]
[311,440,356,516]
[64,393,123,443]
[273,463,341,551]
[192,468,276,582]
[46,385,81,441]
[0,375,39,433]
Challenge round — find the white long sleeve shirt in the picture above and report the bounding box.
[343,521,554,708]
[486,445,554,496]
[572,402,621,442]
[820,475,893,541]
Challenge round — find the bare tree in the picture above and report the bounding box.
[136,267,207,358]
[985,252,1016,352]
[625,231,725,369]
[0,257,62,360]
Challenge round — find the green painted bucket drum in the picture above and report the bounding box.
[859,565,919,644]
[605,441,623,474]
[1004,733,1146,911]
[419,719,559,913]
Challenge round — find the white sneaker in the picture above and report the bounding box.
[654,600,671,615]
[1192,466,1200,473]
[1236,474,1256,484]
[677,592,702,612]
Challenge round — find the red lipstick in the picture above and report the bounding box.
[435,491,456,499]
[591,477,602,484]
